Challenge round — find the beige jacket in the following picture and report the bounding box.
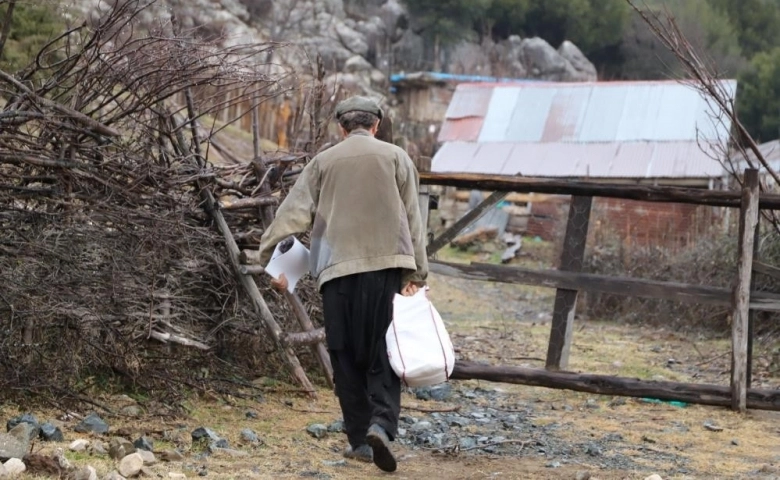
[256,130,428,288]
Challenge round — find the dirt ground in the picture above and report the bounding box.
[4,249,780,480]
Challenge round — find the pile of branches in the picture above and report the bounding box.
[0,1,328,405]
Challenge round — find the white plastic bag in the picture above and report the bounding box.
[386,287,456,387]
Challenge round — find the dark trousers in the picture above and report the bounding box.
[321,268,402,448]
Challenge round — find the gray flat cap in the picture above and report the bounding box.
[335,95,383,120]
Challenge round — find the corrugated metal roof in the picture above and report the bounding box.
[434,80,736,179]
[433,141,723,179]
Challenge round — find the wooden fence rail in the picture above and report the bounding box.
[422,169,778,412]
[420,172,780,209]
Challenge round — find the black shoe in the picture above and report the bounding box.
[366,424,397,473]
[343,444,373,463]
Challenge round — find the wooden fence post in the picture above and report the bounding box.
[732,169,759,412]
[414,157,432,242]
[545,196,592,371]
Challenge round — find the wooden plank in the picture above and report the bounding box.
[428,261,780,312]
[546,196,592,371]
[450,361,780,411]
[732,169,760,412]
[285,328,326,346]
[748,224,761,387]
[753,261,780,281]
[239,264,265,275]
[427,191,508,255]
[419,172,780,210]
[414,156,432,249]
[218,196,278,210]
[283,291,334,389]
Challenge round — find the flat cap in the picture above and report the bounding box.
[335,95,383,120]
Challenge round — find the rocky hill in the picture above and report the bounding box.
[72,0,596,100]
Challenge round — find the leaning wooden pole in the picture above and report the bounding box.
[283,290,334,389]
[451,361,780,411]
[731,168,760,412]
[184,90,316,397]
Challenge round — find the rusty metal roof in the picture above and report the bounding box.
[434,80,737,179]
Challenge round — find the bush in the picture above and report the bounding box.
[581,224,780,338]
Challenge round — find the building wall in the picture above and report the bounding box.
[528,197,719,251]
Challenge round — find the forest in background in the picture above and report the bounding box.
[396,0,780,144]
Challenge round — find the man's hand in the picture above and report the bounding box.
[401,282,421,297]
[271,273,289,292]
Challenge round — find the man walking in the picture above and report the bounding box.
[254,96,428,472]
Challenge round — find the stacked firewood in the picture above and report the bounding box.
[0,2,330,404]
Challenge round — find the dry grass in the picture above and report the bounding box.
[4,268,778,479]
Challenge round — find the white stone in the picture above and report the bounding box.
[168,473,187,479]
[2,458,26,476]
[0,463,7,478]
[118,452,144,478]
[138,449,156,466]
[70,438,90,451]
[73,465,98,480]
[644,475,664,480]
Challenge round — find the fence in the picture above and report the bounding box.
[419,168,780,412]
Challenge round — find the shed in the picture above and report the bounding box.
[432,80,738,247]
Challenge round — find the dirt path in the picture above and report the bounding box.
[6,270,779,480]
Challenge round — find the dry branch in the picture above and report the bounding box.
[0,0,328,404]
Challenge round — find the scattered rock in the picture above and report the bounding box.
[191,427,221,444]
[168,473,187,479]
[0,463,6,477]
[73,465,99,480]
[158,449,185,462]
[344,55,372,73]
[39,422,64,442]
[137,449,156,465]
[109,437,136,460]
[731,439,739,446]
[459,437,477,449]
[703,421,723,432]
[306,424,328,439]
[239,429,259,444]
[584,443,602,457]
[414,384,453,402]
[118,452,144,478]
[74,414,109,435]
[3,458,26,475]
[103,472,128,480]
[322,459,347,467]
[644,475,663,480]
[133,436,153,452]
[6,413,39,433]
[119,405,142,417]
[575,471,591,480]
[245,411,258,419]
[546,461,562,468]
[54,447,71,469]
[70,439,90,452]
[326,421,344,433]
[92,440,108,456]
[757,464,778,474]
[0,424,32,460]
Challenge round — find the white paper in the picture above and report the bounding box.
[265,237,310,293]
